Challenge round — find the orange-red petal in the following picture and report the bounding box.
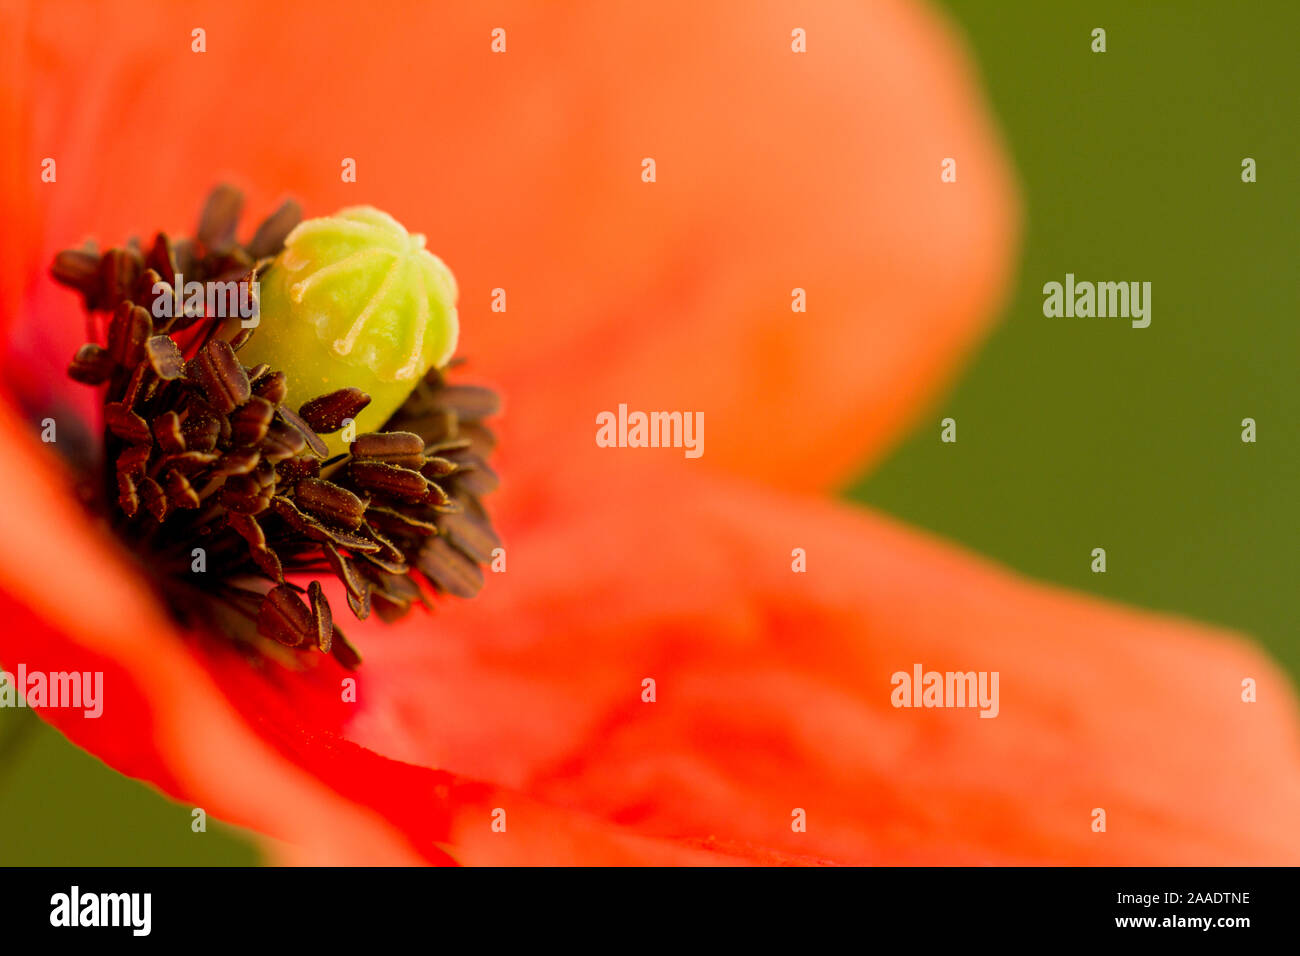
[344,460,1300,864]
[2,0,1017,495]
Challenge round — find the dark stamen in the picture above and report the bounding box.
[298,388,372,434]
[50,185,501,665]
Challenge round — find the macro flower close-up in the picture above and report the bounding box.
[1,0,1298,876]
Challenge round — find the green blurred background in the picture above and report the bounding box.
[1,0,1295,865]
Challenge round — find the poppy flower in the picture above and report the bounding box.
[2,0,1299,866]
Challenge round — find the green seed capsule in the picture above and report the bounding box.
[239,206,458,457]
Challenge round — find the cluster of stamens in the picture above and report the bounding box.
[51,187,499,668]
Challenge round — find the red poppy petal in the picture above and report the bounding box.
[341,461,1300,864]
[4,0,1016,495]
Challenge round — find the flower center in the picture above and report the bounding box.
[51,186,500,668]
